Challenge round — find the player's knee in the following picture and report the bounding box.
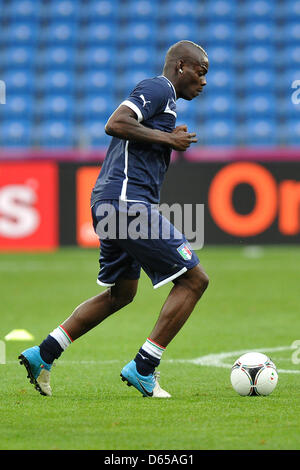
[177,266,209,298]
[110,290,136,311]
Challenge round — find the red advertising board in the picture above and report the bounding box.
[0,162,58,251]
[76,166,100,248]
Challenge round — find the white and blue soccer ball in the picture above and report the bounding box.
[230,352,278,396]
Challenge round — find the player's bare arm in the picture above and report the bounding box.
[105,106,197,151]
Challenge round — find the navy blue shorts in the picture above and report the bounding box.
[91,199,199,289]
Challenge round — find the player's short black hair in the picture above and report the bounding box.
[165,40,208,67]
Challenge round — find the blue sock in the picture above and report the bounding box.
[39,335,63,364]
[134,348,160,376]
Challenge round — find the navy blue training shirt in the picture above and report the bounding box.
[91,75,177,206]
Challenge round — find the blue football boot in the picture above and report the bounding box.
[120,360,171,398]
[18,346,52,396]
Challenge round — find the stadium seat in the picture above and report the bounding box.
[35,120,74,148]
[40,0,79,21]
[118,0,159,20]
[200,93,236,118]
[1,94,34,119]
[0,120,32,147]
[35,95,74,119]
[39,22,77,45]
[203,22,236,45]
[118,46,156,69]
[275,0,300,20]
[0,22,37,45]
[36,46,76,69]
[159,21,198,45]
[75,95,114,121]
[236,0,275,20]
[115,70,156,96]
[77,46,116,69]
[205,68,236,94]
[201,0,235,20]
[156,0,201,21]
[238,22,276,44]
[239,68,275,93]
[236,45,274,67]
[76,120,111,148]
[3,69,34,94]
[1,46,35,69]
[282,119,300,145]
[240,119,278,146]
[1,0,39,21]
[79,0,118,21]
[75,70,115,95]
[203,119,237,146]
[36,70,75,94]
[118,21,156,45]
[79,22,117,46]
[239,93,276,118]
[277,22,300,44]
[208,45,235,67]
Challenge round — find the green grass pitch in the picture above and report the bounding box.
[1,246,300,450]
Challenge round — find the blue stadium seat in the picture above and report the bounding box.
[77,120,111,148]
[203,22,236,44]
[1,94,34,119]
[77,46,116,69]
[205,68,236,94]
[282,119,300,145]
[158,21,197,45]
[116,70,156,95]
[37,46,76,69]
[35,95,74,119]
[118,46,156,69]
[241,119,277,146]
[277,94,300,119]
[176,99,195,121]
[200,93,236,118]
[118,21,157,45]
[118,0,159,20]
[239,93,276,118]
[236,0,275,20]
[0,46,35,69]
[236,45,274,67]
[36,70,75,94]
[201,0,235,20]
[35,120,74,148]
[79,0,118,21]
[40,22,77,45]
[41,0,79,21]
[0,22,37,45]
[240,68,275,92]
[208,46,235,67]
[275,0,300,20]
[3,69,34,94]
[79,22,117,46]
[1,0,40,21]
[76,70,115,94]
[238,22,276,44]
[0,120,32,147]
[75,95,114,121]
[278,22,300,44]
[156,0,200,20]
[203,119,237,146]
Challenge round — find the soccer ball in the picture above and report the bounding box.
[230,352,278,396]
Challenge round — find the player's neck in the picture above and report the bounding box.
[161,71,179,100]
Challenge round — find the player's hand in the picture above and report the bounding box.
[169,125,198,151]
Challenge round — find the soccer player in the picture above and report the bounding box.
[19,40,209,398]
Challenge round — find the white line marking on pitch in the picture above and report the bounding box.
[8,345,300,374]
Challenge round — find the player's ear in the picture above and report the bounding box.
[176,60,184,75]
